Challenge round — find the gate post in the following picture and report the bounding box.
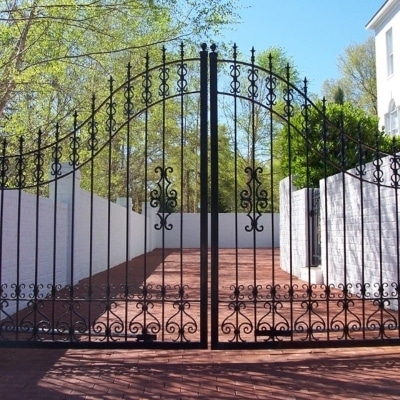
[199,43,209,348]
[209,44,219,349]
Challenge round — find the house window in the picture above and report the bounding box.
[386,28,394,76]
[385,100,399,136]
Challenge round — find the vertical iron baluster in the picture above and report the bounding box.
[210,43,219,349]
[178,42,186,341]
[373,132,384,338]
[68,111,80,341]
[0,138,9,337]
[302,78,313,340]
[199,43,208,348]
[50,123,62,341]
[249,47,258,341]
[142,52,152,341]
[232,44,241,342]
[87,94,98,342]
[355,123,367,339]
[283,63,294,341]
[123,63,133,342]
[265,53,276,339]
[389,137,400,335]
[15,136,26,340]
[266,53,277,333]
[106,76,116,341]
[33,129,44,339]
[339,112,350,339]
[321,98,331,340]
[160,47,168,341]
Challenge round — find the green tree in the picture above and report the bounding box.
[275,100,389,188]
[219,46,302,212]
[322,37,377,115]
[0,0,239,141]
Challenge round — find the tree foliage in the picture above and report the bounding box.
[0,0,239,138]
[322,36,377,115]
[274,100,392,188]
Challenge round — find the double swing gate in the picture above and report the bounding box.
[1,43,400,349]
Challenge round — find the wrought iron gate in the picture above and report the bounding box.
[1,43,400,349]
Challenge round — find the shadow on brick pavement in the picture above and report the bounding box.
[1,346,400,399]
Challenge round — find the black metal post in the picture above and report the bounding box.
[199,43,209,348]
[209,44,219,349]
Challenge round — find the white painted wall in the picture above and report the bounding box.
[0,190,69,299]
[280,154,399,306]
[367,0,400,131]
[279,176,313,278]
[320,156,399,300]
[152,211,280,249]
[1,163,280,316]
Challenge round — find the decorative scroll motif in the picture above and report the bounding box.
[247,48,258,100]
[330,284,362,340]
[19,297,51,341]
[55,299,88,341]
[220,284,253,342]
[142,54,153,106]
[301,78,311,139]
[365,283,398,339]
[106,77,117,136]
[87,95,99,152]
[293,284,326,341]
[355,125,367,176]
[92,299,124,342]
[166,284,198,342]
[338,118,347,170]
[390,139,400,188]
[283,64,294,119]
[150,166,177,230]
[265,54,277,107]
[240,166,268,232]
[256,296,291,341]
[69,111,81,167]
[15,137,26,188]
[159,47,170,98]
[177,43,188,94]
[50,124,62,178]
[128,284,161,342]
[0,138,9,188]
[373,133,384,184]
[124,63,135,117]
[33,130,44,185]
[0,298,14,340]
[230,44,240,95]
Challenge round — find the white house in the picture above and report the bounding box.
[367,0,400,135]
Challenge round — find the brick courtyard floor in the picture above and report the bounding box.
[1,345,400,399]
[1,248,400,398]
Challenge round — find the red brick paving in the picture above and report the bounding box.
[1,346,400,399]
[2,249,400,398]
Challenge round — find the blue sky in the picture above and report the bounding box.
[216,0,384,96]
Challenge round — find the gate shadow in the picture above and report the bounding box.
[1,347,400,399]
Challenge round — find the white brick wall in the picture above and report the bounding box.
[321,156,400,299]
[280,154,400,305]
[1,163,280,316]
[279,176,313,278]
[153,212,280,249]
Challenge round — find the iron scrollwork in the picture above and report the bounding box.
[150,166,177,230]
[220,284,253,342]
[165,284,198,342]
[240,166,268,232]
